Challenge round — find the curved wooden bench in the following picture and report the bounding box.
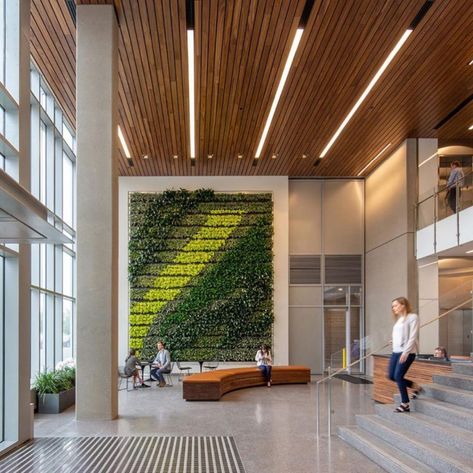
[182,365,311,401]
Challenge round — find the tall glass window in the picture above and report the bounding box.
[0,256,5,442]
[30,65,76,379]
[0,0,5,86]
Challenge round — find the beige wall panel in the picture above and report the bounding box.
[366,234,415,357]
[366,142,412,252]
[289,307,323,374]
[289,286,322,306]
[289,180,322,254]
[322,180,364,254]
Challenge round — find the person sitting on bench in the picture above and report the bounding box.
[255,344,272,387]
[150,341,171,387]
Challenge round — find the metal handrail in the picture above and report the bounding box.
[417,168,472,206]
[316,296,473,437]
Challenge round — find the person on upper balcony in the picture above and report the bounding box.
[446,160,464,213]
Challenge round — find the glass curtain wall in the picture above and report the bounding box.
[0,256,4,443]
[30,65,76,380]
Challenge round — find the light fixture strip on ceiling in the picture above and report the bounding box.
[254,28,304,158]
[469,124,473,130]
[357,143,392,176]
[320,29,412,158]
[187,29,196,159]
[118,125,131,158]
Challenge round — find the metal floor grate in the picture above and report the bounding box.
[0,436,246,473]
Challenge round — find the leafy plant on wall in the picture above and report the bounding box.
[128,189,273,361]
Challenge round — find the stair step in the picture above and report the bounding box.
[423,383,473,409]
[356,415,473,473]
[413,397,473,432]
[338,425,436,473]
[433,373,473,392]
[375,404,473,457]
[453,363,473,376]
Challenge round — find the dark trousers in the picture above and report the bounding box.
[150,367,170,383]
[258,365,272,383]
[448,187,461,213]
[388,352,416,404]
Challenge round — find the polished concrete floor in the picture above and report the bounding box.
[34,377,382,473]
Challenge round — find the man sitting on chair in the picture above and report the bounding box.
[150,341,171,387]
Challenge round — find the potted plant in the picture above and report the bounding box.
[34,360,76,414]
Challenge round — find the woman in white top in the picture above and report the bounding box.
[255,344,272,387]
[388,297,422,412]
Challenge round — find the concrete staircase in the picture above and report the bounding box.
[339,362,473,473]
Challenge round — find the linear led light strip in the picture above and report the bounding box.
[187,30,196,159]
[118,125,131,158]
[357,143,392,176]
[320,29,413,158]
[254,28,304,159]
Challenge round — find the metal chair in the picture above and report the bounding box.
[117,366,134,391]
[164,362,174,386]
[176,361,192,380]
[203,361,219,371]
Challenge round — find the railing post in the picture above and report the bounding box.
[456,184,460,244]
[316,381,320,438]
[328,366,332,437]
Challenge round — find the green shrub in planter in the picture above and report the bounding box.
[34,368,76,414]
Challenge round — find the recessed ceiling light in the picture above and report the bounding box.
[320,29,412,158]
[187,29,195,159]
[255,28,304,158]
[237,154,243,159]
[302,154,308,159]
[208,154,213,159]
[143,154,149,160]
[469,124,473,130]
[173,154,178,160]
[357,143,392,176]
[271,154,278,159]
[117,125,131,158]
[469,59,473,66]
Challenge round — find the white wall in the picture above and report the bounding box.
[119,176,289,365]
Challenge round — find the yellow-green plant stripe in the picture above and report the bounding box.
[129,211,244,347]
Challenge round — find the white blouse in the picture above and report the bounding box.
[392,313,419,354]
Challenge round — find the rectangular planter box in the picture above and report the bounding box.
[37,387,75,414]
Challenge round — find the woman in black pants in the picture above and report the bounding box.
[388,297,422,412]
[255,345,272,387]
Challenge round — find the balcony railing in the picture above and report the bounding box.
[417,168,473,231]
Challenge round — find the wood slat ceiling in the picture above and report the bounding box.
[34,1,473,176]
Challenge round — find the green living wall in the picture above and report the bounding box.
[128,189,273,361]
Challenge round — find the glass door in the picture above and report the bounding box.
[323,285,362,373]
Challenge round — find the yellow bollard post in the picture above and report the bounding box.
[342,348,346,369]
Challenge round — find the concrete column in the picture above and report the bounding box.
[418,259,439,353]
[76,5,118,420]
[417,139,439,352]
[365,140,418,369]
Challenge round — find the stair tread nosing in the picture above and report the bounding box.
[452,363,473,375]
[434,372,473,387]
[338,425,436,473]
[356,414,473,472]
[375,404,473,454]
[423,382,473,406]
[414,396,473,419]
